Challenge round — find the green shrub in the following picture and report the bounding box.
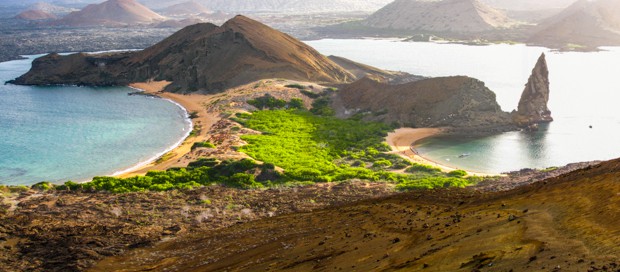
[300,90,321,99]
[31,181,53,191]
[248,95,287,110]
[288,98,305,109]
[448,170,467,177]
[285,84,306,90]
[227,173,263,189]
[9,185,30,193]
[396,177,472,190]
[373,159,393,168]
[406,163,442,174]
[191,141,216,150]
[310,97,335,116]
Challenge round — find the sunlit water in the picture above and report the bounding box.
[308,39,620,173]
[0,55,191,185]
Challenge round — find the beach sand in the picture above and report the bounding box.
[117,81,219,178]
[386,128,493,176]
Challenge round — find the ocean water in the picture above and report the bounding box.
[307,39,620,173]
[0,55,191,185]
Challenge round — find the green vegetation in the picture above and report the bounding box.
[248,95,287,110]
[31,181,53,191]
[236,109,477,189]
[42,109,478,193]
[285,84,307,90]
[448,170,467,178]
[57,159,279,193]
[191,141,216,150]
[310,97,335,116]
[541,166,559,172]
[300,90,321,99]
[248,95,305,110]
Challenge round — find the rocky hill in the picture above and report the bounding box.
[529,0,620,49]
[333,76,515,131]
[361,0,518,33]
[512,53,553,127]
[189,0,392,13]
[160,1,211,16]
[26,2,77,16]
[331,52,552,131]
[14,9,57,20]
[89,157,620,271]
[53,0,166,26]
[480,0,577,11]
[10,16,355,93]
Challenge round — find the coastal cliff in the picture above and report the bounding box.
[9,15,354,93]
[332,76,515,132]
[332,53,552,132]
[512,53,553,127]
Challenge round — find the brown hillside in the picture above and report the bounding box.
[54,0,165,26]
[161,1,212,16]
[11,16,355,93]
[91,158,620,271]
[14,10,57,20]
[128,15,355,92]
[332,76,514,130]
[362,0,518,33]
[529,0,620,49]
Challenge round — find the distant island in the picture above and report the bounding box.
[318,0,620,51]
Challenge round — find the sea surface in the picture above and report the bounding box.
[308,39,620,173]
[0,55,191,185]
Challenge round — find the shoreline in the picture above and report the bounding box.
[108,91,193,178]
[113,81,216,178]
[385,128,495,177]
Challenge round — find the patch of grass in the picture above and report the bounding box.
[238,110,475,189]
[155,152,175,164]
[74,159,280,193]
[541,166,558,172]
[285,84,307,90]
[191,141,216,150]
[300,90,321,99]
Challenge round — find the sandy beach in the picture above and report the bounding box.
[117,81,219,178]
[386,128,493,176]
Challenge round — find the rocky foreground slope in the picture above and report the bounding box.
[90,158,620,271]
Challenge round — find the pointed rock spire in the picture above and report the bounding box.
[513,53,553,127]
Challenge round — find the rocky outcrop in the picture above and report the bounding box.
[333,76,515,131]
[10,16,355,93]
[512,53,553,127]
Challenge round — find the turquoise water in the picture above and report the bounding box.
[0,55,191,185]
[308,39,620,173]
